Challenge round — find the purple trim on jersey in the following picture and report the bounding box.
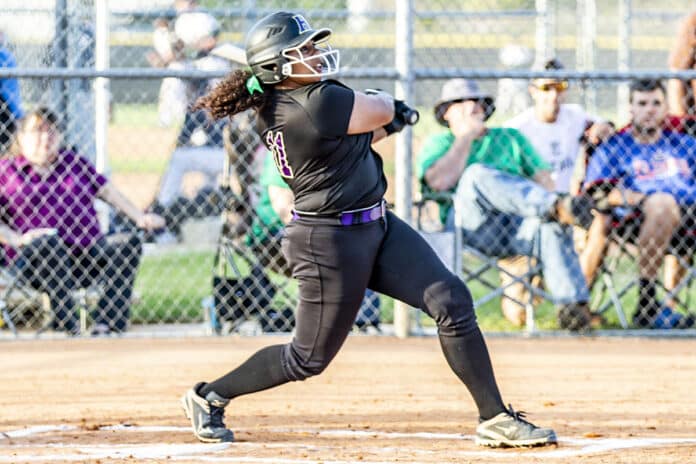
[266,130,294,178]
[0,150,108,260]
[585,132,696,205]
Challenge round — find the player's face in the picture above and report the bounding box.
[18,116,62,168]
[282,41,326,88]
[630,88,666,133]
[530,79,568,122]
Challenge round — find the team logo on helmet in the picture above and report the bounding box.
[293,14,311,33]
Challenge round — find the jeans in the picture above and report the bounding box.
[453,163,589,304]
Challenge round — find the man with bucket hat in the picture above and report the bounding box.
[417,78,596,331]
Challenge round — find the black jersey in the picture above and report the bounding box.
[257,79,388,215]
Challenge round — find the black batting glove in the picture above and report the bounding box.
[384,100,420,135]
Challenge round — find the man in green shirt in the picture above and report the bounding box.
[417,78,593,330]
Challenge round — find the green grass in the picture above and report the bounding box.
[131,249,215,323]
[110,157,170,174]
[130,246,696,331]
[131,248,299,325]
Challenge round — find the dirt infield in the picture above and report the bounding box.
[2,335,695,463]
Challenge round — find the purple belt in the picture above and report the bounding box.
[292,200,387,226]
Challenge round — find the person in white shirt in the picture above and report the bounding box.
[506,59,614,193]
[498,58,614,326]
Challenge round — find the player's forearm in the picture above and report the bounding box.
[371,128,388,144]
[424,137,474,191]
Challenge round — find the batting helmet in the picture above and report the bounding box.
[245,11,340,85]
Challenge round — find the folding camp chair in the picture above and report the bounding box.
[210,231,296,335]
[0,265,102,337]
[205,144,296,335]
[584,204,696,329]
[414,190,561,332]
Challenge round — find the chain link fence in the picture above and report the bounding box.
[1,0,696,338]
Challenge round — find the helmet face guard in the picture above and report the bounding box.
[246,12,340,85]
[280,34,340,80]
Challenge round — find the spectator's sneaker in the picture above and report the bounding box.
[476,405,557,448]
[634,307,696,329]
[181,382,234,443]
[557,303,604,331]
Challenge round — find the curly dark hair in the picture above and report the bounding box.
[193,69,270,119]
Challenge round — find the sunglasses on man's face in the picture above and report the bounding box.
[534,81,569,92]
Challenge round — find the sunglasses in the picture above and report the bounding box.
[448,98,487,106]
[534,81,569,92]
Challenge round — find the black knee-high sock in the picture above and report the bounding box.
[200,344,289,399]
[439,328,506,421]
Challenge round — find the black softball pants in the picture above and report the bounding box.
[202,211,506,419]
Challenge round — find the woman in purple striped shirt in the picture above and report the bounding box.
[0,108,165,336]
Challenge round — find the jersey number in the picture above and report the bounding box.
[266,130,294,179]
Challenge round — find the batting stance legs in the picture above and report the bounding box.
[185,211,510,441]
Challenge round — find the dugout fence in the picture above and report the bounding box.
[1,0,696,338]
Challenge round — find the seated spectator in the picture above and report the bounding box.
[502,58,614,322]
[417,78,595,330]
[507,58,614,194]
[0,108,165,335]
[147,0,198,70]
[583,79,696,329]
[0,31,24,154]
[147,10,252,243]
[154,12,231,209]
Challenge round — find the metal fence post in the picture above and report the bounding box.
[617,0,632,122]
[94,0,110,233]
[393,0,414,339]
[577,0,597,113]
[535,0,554,65]
[53,0,69,132]
[95,0,109,175]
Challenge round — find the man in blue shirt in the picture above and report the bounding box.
[0,32,24,153]
[584,79,696,328]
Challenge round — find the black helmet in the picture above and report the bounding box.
[245,11,340,85]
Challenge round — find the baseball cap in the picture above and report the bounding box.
[434,78,495,127]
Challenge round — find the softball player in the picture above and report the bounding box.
[181,11,557,448]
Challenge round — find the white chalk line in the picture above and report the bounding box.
[1,424,696,462]
[1,425,76,439]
